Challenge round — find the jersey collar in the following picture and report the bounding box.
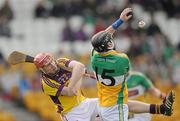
[99,50,117,56]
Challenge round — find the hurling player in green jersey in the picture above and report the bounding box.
[127,71,166,121]
[90,8,175,121]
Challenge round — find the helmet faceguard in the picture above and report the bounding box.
[34,53,58,74]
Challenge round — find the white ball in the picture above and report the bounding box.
[138,20,146,28]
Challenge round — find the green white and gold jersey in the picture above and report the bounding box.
[127,71,153,102]
[91,50,130,106]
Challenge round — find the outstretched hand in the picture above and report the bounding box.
[120,8,133,22]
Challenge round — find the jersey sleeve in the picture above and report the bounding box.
[122,53,130,71]
[119,53,129,59]
[56,58,71,67]
[56,58,73,72]
[140,74,153,89]
[117,53,130,72]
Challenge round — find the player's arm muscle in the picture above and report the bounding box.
[147,87,166,99]
[66,60,85,95]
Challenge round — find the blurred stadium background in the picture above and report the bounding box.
[0,0,179,121]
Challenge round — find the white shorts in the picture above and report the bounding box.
[128,113,151,121]
[64,98,98,121]
[98,104,128,121]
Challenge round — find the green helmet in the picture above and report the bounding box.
[91,31,114,52]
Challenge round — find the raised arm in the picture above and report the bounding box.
[61,60,85,96]
[105,8,133,34]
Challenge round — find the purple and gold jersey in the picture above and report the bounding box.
[41,58,85,114]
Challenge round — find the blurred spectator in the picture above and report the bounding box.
[161,0,180,18]
[94,17,106,33]
[128,31,143,56]
[169,51,180,85]
[62,19,75,42]
[162,37,174,63]
[82,0,96,16]
[161,0,174,18]
[30,72,41,91]
[173,0,180,18]
[10,85,20,102]
[34,0,49,18]
[51,1,68,17]
[147,23,161,36]
[128,29,150,56]
[0,0,14,37]
[139,31,151,54]
[70,0,84,15]
[1,71,20,94]
[0,50,4,64]
[0,0,13,21]
[147,32,165,63]
[19,74,30,97]
[0,81,2,95]
[74,25,88,41]
[96,2,116,19]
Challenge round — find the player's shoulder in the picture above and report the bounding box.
[56,57,70,62]
[56,57,71,65]
[56,57,72,70]
[114,52,129,60]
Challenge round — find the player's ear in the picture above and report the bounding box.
[107,42,112,47]
[107,41,114,49]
